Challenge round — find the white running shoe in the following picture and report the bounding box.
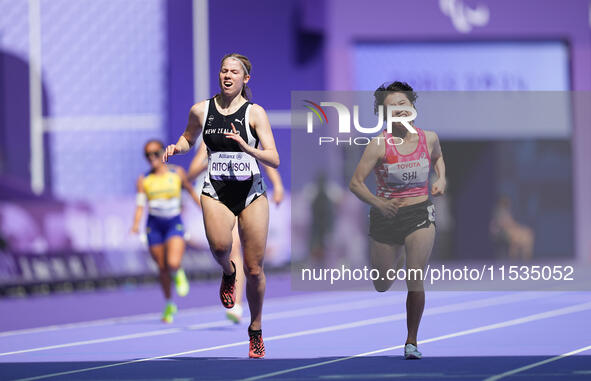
[226,303,243,324]
[404,343,422,359]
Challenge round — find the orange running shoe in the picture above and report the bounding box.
[248,328,265,358]
[219,261,236,308]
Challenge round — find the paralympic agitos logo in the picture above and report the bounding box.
[304,100,418,146]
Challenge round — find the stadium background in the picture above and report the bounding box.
[1,0,590,296]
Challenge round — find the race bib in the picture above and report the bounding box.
[427,204,435,222]
[385,155,430,188]
[209,151,255,181]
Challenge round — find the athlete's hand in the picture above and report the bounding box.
[376,198,401,218]
[162,144,181,162]
[431,177,446,196]
[224,123,249,151]
[130,225,139,234]
[272,185,284,206]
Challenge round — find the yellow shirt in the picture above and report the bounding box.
[142,167,182,218]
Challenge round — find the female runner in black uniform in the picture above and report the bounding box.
[189,141,285,324]
[163,53,279,358]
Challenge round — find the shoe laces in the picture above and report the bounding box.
[221,263,236,295]
[249,330,264,354]
[221,274,235,294]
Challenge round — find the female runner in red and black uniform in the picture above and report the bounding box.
[350,81,446,359]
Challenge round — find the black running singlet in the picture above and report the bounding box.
[201,98,266,215]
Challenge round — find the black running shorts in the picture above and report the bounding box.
[369,200,435,245]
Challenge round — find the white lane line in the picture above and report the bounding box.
[319,373,446,379]
[0,291,538,357]
[0,305,217,338]
[0,319,234,357]
[484,344,591,381]
[13,339,253,381]
[0,292,415,356]
[0,290,386,338]
[241,301,591,381]
[11,292,549,381]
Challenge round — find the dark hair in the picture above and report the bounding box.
[373,81,417,114]
[220,53,253,100]
[144,139,164,152]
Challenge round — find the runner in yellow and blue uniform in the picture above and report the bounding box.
[131,139,201,323]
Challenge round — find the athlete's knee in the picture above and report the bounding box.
[209,240,232,257]
[245,263,264,279]
[151,255,167,271]
[155,262,168,272]
[373,279,392,292]
[167,257,181,270]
